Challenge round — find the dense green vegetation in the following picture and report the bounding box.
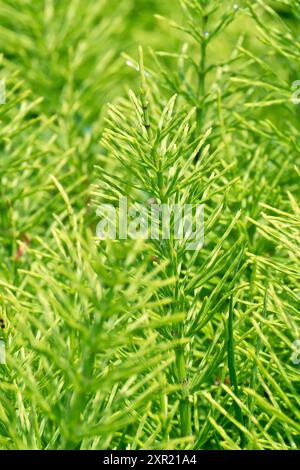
[0,0,299,450]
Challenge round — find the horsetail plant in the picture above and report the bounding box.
[0,0,299,452]
[94,46,243,442]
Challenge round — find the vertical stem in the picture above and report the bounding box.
[227,294,246,448]
[227,248,246,447]
[138,46,152,138]
[196,14,208,135]
[138,45,192,438]
[64,343,95,449]
[247,288,268,438]
[176,347,191,436]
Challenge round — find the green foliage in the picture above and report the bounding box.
[0,0,299,450]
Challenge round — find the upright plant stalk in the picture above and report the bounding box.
[139,47,152,138]
[247,288,268,438]
[139,46,192,437]
[227,294,246,448]
[197,12,208,134]
[176,346,192,436]
[227,249,246,448]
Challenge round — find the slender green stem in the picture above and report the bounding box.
[138,46,152,138]
[227,294,246,448]
[64,343,95,449]
[138,45,192,438]
[227,248,246,448]
[176,347,191,436]
[247,288,268,436]
[196,15,208,134]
